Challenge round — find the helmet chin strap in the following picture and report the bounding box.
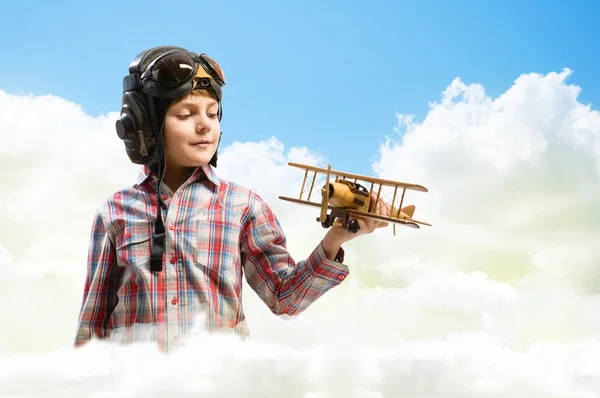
[149,121,168,273]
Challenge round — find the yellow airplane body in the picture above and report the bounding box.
[279,162,431,234]
[328,180,415,218]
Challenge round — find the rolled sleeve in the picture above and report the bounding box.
[306,242,349,284]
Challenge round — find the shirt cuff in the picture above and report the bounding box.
[307,242,350,283]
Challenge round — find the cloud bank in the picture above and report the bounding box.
[1,68,600,397]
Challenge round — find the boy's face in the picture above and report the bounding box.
[163,91,220,170]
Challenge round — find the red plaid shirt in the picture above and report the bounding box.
[74,164,347,351]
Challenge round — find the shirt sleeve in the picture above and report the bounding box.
[240,192,350,316]
[74,208,123,346]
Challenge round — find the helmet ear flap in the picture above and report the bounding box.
[115,91,157,165]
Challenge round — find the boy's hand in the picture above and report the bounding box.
[323,191,391,248]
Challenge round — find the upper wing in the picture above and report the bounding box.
[287,162,428,192]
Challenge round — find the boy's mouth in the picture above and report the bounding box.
[191,140,212,145]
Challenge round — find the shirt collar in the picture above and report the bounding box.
[192,163,221,187]
[136,165,153,187]
[135,163,221,190]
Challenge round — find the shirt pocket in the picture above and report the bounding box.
[115,223,152,271]
[194,210,242,276]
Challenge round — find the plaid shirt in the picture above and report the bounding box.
[74,164,348,351]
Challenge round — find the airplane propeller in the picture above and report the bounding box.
[319,164,331,227]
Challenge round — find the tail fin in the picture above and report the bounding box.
[400,205,415,219]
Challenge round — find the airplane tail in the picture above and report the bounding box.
[391,204,415,219]
[401,205,415,218]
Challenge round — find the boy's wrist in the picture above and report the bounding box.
[322,230,347,261]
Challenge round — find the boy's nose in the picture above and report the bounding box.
[195,117,211,132]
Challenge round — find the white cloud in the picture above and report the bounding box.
[1,68,600,396]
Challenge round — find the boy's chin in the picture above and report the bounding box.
[181,155,215,168]
[185,160,210,168]
[167,152,216,170]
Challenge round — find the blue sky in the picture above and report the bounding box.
[1,0,599,175]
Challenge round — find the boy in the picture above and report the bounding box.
[74,46,389,352]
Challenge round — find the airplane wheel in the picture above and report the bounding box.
[348,219,360,233]
[318,214,332,228]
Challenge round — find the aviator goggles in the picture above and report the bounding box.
[123,50,226,100]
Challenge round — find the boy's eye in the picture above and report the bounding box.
[177,114,191,119]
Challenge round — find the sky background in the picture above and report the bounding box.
[1,0,599,175]
[3,1,600,396]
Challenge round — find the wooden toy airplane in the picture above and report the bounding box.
[278,162,432,235]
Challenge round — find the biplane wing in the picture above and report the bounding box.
[278,162,431,235]
[286,162,428,192]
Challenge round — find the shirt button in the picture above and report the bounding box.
[170,256,177,264]
[162,194,168,201]
[125,231,131,238]
[171,297,178,305]
[169,224,175,231]
[338,274,346,280]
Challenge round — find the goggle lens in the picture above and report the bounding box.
[150,53,195,85]
[200,54,226,85]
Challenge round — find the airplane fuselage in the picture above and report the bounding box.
[326,180,370,211]
[325,180,415,220]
